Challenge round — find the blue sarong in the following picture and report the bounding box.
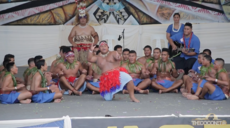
[89,81,100,88]
[0,91,20,104]
[32,92,55,103]
[192,83,198,93]
[204,85,226,100]
[103,71,132,101]
[156,80,174,88]
[58,78,87,95]
[123,78,142,90]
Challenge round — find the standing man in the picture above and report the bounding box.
[68,0,99,69]
[169,22,200,74]
[88,40,139,102]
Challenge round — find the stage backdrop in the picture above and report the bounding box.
[0,0,230,25]
[0,23,230,66]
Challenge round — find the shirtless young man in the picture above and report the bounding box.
[25,55,43,90]
[186,55,217,100]
[181,53,206,94]
[68,1,99,69]
[120,48,130,66]
[188,58,229,100]
[137,45,152,65]
[121,50,150,94]
[146,48,161,79]
[1,62,32,104]
[23,58,35,90]
[86,50,101,94]
[114,45,123,55]
[0,54,15,88]
[151,48,183,94]
[50,46,71,83]
[31,59,62,103]
[88,40,139,102]
[58,52,87,95]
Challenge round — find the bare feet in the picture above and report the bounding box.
[180,88,186,93]
[54,99,62,103]
[20,99,31,104]
[68,90,73,95]
[61,90,65,94]
[139,89,149,94]
[122,90,129,94]
[92,91,99,95]
[131,97,140,103]
[72,90,82,96]
[187,95,199,100]
[173,89,178,93]
[182,92,188,97]
[159,90,162,94]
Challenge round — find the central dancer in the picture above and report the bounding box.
[87,40,139,102]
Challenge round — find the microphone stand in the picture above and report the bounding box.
[122,29,125,48]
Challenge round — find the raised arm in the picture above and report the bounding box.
[91,27,99,46]
[88,44,98,63]
[68,27,76,46]
[113,51,122,61]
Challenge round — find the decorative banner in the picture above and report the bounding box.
[0,0,230,25]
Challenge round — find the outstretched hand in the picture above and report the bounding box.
[90,43,96,51]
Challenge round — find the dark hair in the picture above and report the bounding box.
[203,49,212,56]
[5,62,15,72]
[95,45,99,48]
[59,46,66,52]
[114,45,122,51]
[35,59,45,69]
[199,52,206,57]
[62,47,71,54]
[34,55,43,63]
[28,58,34,65]
[203,55,212,63]
[154,48,161,53]
[99,40,108,45]
[173,13,180,18]
[3,54,14,64]
[143,45,152,51]
[162,48,169,55]
[96,50,100,55]
[129,50,136,55]
[215,58,225,67]
[123,48,130,53]
[185,22,192,29]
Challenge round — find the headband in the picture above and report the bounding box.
[65,52,75,58]
[99,41,108,46]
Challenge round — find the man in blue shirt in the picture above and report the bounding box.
[169,22,200,74]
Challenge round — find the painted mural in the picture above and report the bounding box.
[0,0,229,25]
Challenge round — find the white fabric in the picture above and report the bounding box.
[0,23,230,66]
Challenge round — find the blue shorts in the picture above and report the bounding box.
[103,71,132,101]
[205,85,226,100]
[192,83,198,93]
[150,75,157,80]
[58,78,87,95]
[199,79,207,88]
[0,91,20,104]
[89,81,100,88]
[156,80,174,88]
[32,92,55,103]
[123,78,142,90]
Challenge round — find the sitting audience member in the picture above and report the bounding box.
[31,59,62,103]
[146,48,161,79]
[23,58,35,90]
[120,48,130,66]
[137,45,152,65]
[58,52,87,95]
[1,62,32,104]
[121,50,150,94]
[151,48,183,94]
[187,58,229,100]
[114,45,123,55]
[203,49,214,63]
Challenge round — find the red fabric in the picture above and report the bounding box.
[72,43,91,51]
[66,76,76,83]
[99,67,128,93]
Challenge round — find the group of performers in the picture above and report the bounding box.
[0,1,229,104]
